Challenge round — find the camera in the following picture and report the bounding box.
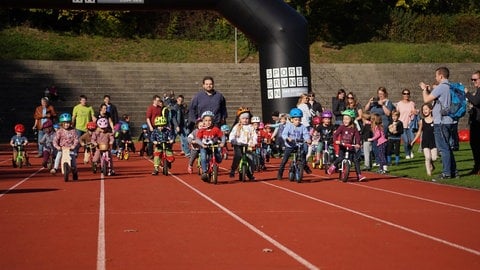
[371,97,379,106]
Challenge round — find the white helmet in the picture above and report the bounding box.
[251,116,261,123]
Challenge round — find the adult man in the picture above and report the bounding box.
[189,76,227,128]
[466,70,480,175]
[101,95,119,125]
[171,95,190,156]
[72,95,96,139]
[146,95,163,132]
[33,97,57,156]
[419,66,457,179]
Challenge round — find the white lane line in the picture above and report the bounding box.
[350,182,480,213]
[0,168,44,198]
[170,173,319,270]
[262,181,480,256]
[97,173,106,270]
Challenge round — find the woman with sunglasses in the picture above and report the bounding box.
[345,92,363,130]
[395,88,417,159]
[466,70,480,175]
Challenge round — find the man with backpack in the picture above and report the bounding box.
[419,66,458,180]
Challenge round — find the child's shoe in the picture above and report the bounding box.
[358,174,367,182]
[327,165,336,175]
[383,165,389,172]
[201,173,209,182]
[152,168,159,175]
[187,165,193,174]
[229,170,235,178]
[50,168,57,174]
[304,165,312,174]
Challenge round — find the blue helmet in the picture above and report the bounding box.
[59,113,72,123]
[121,123,130,131]
[220,124,230,132]
[141,123,148,129]
[289,108,303,118]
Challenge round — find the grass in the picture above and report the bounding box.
[2,26,480,63]
[386,142,479,189]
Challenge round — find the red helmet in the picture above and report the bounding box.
[14,124,25,133]
[86,121,97,131]
[312,116,322,125]
[42,119,53,129]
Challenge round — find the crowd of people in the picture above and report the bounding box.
[8,69,480,181]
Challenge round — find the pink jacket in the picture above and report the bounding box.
[370,127,387,145]
[53,128,79,149]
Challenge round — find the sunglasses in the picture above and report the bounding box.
[402,93,410,95]
[472,78,479,82]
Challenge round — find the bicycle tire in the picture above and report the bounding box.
[101,160,107,176]
[340,160,350,182]
[63,162,70,182]
[239,164,246,182]
[17,158,22,168]
[163,161,169,175]
[212,164,218,184]
[296,162,304,183]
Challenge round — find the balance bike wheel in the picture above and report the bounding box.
[63,162,70,182]
[239,164,246,182]
[211,164,218,184]
[163,162,169,175]
[340,161,351,182]
[296,165,304,183]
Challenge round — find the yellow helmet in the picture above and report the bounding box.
[154,116,167,126]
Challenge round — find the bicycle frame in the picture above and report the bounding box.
[238,144,252,182]
[338,143,355,182]
[14,145,25,168]
[288,141,305,183]
[204,144,220,184]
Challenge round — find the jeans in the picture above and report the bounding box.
[433,124,457,176]
[200,147,222,173]
[401,128,414,157]
[37,129,45,153]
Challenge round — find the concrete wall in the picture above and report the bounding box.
[0,60,477,141]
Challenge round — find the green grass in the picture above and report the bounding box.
[2,26,480,63]
[387,142,479,189]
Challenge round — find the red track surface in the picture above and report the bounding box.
[1,144,479,269]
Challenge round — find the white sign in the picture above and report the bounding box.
[264,66,308,99]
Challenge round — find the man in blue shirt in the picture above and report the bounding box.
[189,76,227,129]
[420,66,457,180]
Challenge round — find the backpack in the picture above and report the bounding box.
[440,82,467,121]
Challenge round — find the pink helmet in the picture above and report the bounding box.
[312,116,321,125]
[259,122,265,129]
[97,118,109,129]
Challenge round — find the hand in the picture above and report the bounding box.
[419,82,428,91]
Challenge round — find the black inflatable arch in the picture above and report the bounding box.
[1,0,311,121]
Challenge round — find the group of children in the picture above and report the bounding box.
[10,99,437,182]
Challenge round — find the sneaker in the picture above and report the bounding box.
[377,169,386,174]
[277,173,283,180]
[229,170,235,178]
[409,153,414,159]
[201,173,209,182]
[362,166,371,171]
[327,165,336,175]
[187,165,193,174]
[405,155,411,160]
[358,175,367,182]
[50,168,56,174]
[372,162,379,167]
[304,166,312,174]
[152,169,159,175]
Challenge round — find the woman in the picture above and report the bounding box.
[296,93,312,129]
[365,86,394,135]
[395,88,417,159]
[345,92,363,130]
[33,97,57,157]
[332,89,347,127]
[97,103,115,131]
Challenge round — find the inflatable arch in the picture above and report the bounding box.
[2,0,311,121]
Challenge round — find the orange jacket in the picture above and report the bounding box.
[33,105,57,129]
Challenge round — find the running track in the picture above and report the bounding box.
[1,145,479,269]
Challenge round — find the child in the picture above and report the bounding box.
[138,123,151,157]
[220,124,231,159]
[271,113,288,158]
[326,110,365,181]
[187,118,204,174]
[229,108,257,180]
[52,113,79,179]
[315,110,335,167]
[260,123,274,163]
[117,123,136,156]
[387,110,404,166]
[360,111,373,170]
[277,108,312,180]
[92,118,115,176]
[411,103,437,176]
[79,121,97,164]
[39,120,56,168]
[10,123,30,168]
[196,111,225,182]
[114,114,131,153]
[368,113,388,174]
[306,116,322,163]
[251,117,267,171]
[151,115,175,175]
